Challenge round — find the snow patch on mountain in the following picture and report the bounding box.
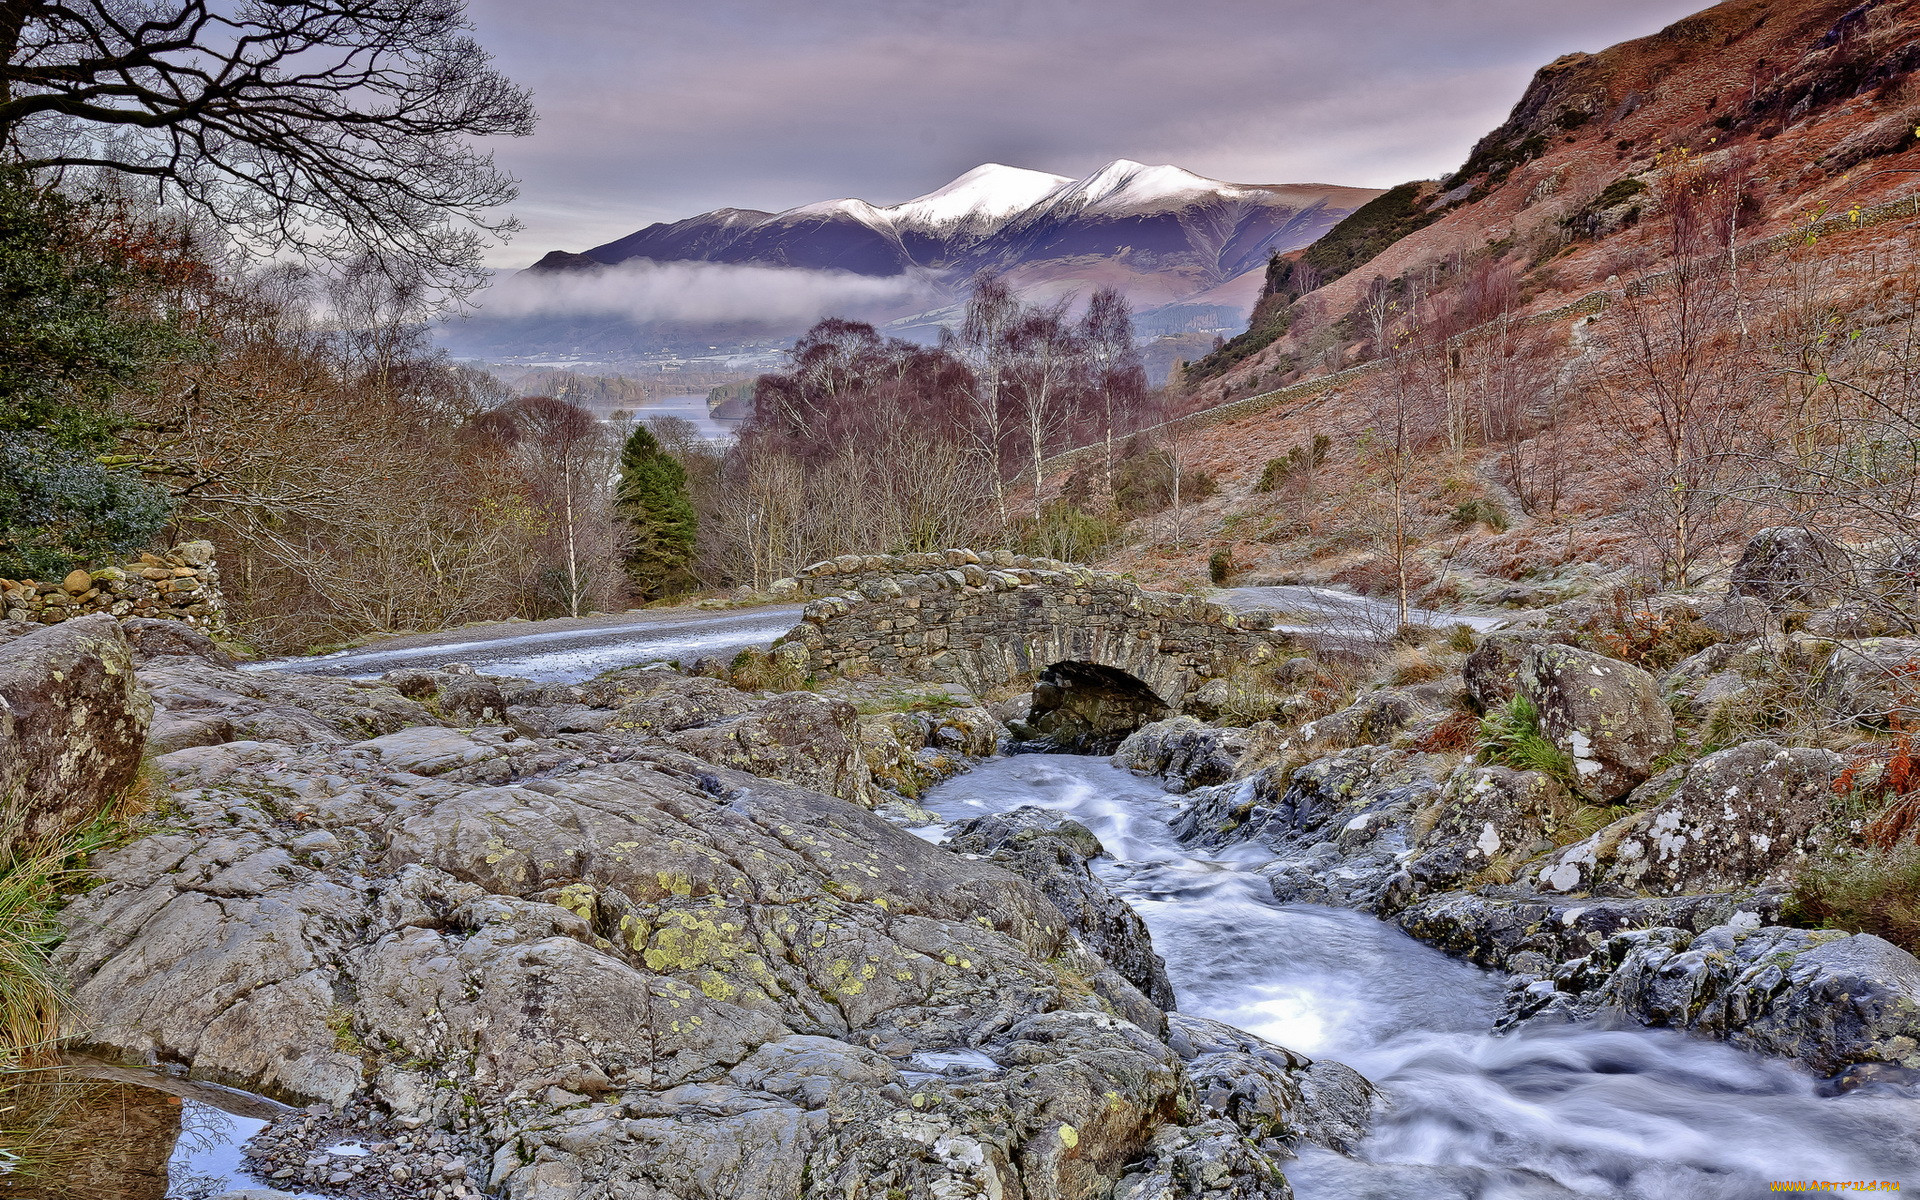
[880,163,1074,231]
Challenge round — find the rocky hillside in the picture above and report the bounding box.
[1097,0,1920,600]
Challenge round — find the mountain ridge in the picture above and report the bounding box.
[527,160,1381,311]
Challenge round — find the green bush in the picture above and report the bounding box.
[1208,549,1232,585]
[0,431,171,579]
[1786,845,1920,953]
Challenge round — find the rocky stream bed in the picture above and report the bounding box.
[8,546,1920,1198]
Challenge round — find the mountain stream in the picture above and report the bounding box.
[919,754,1920,1199]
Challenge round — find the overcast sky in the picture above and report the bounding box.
[464,0,1710,267]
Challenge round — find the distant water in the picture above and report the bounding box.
[617,393,744,442]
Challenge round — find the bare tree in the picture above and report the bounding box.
[0,0,535,288]
[1008,301,1084,504]
[1082,287,1147,500]
[1596,173,1751,589]
[952,273,1020,521]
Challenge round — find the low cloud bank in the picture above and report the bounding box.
[476,259,941,326]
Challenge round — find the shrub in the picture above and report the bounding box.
[1012,501,1122,562]
[1575,586,1721,672]
[1413,709,1481,752]
[1208,548,1233,584]
[1786,845,1920,953]
[729,647,806,693]
[1256,436,1332,493]
[1477,695,1575,784]
[1445,623,1478,653]
[1450,497,1509,531]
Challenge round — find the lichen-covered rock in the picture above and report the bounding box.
[1815,637,1920,728]
[0,614,152,843]
[1699,595,1775,639]
[948,807,1176,1022]
[1533,740,1840,897]
[1462,631,1559,710]
[139,658,438,750]
[1400,765,1572,898]
[1518,643,1674,801]
[119,616,235,667]
[60,738,1244,1200]
[1114,717,1252,793]
[1226,689,1438,784]
[858,705,1001,800]
[605,673,756,734]
[666,692,874,807]
[1729,526,1850,610]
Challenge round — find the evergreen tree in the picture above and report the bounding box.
[616,423,697,599]
[0,172,180,578]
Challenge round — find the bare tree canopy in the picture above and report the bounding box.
[0,0,535,287]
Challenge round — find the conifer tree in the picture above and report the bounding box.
[616,423,697,599]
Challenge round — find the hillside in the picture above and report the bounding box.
[1090,0,1920,604]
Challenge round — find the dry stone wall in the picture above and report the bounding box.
[774,549,1287,706]
[0,540,225,630]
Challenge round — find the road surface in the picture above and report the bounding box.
[1215,584,1513,640]
[250,605,805,684]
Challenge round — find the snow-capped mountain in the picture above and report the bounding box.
[463,162,1378,369]
[527,160,1378,301]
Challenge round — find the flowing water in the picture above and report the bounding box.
[920,755,1920,1199]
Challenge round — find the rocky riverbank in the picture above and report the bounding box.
[1112,532,1920,1084]
[9,613,1376,1200]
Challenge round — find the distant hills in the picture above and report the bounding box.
[445,162,1380,368]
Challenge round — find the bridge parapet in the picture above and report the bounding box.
[774,551,1287,706]
[768,548,1086,600]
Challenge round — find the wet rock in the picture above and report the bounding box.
[1112,1119,1296,1200]
[1166,1014,1375,1154]
[1174,747,1450,911]
[1509,921,1920,1075]
[1518,643,1674,801]
[949,806,1176,1021]
[857,705,999,800]
[1532,741,1840,897]
[1395,889,1781,974]
[1729,526,1850,610]
[0,614,153,843]
[1114,716,1253,793]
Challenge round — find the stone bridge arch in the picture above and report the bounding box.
[773,551,1287,741]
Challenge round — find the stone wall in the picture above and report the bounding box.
[768,548,1085,599]
[0,541,225,629]
[775,550,1287,706]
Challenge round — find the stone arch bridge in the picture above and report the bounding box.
[771,550,1289,748]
